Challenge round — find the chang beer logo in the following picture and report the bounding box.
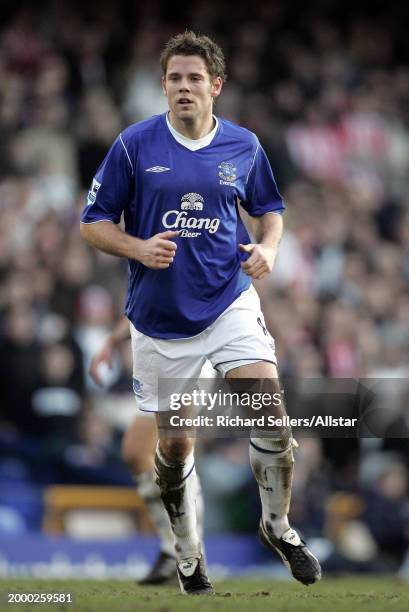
[180,192,204,210]
[162,193,220,238]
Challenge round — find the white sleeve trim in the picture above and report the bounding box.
[245,143,260,184]
[119,133,134,175]
[80,219,117,225]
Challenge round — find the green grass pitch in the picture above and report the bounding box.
[1,577,408,611]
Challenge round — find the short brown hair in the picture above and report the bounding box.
[160,30,227,82]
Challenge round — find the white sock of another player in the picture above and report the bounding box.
[249,431,295,539]
[134,470,175,557]
[195,472,204,542]
[155,445,201,561]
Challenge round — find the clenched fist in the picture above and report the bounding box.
[135,230,179,269]
[239,243,277,280]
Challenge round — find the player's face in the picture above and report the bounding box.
[162,55,222,124]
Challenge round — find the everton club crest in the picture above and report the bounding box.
[218,161,237,186]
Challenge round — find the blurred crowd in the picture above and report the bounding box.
[0,0,408,574]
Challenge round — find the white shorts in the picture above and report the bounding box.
[130,285,277,412]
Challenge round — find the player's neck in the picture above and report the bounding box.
[168,111,215,140]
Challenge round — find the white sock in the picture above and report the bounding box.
[135,470,175,557]
[249,435,294,539]
[155,446,201,560]
[195,472,204,542]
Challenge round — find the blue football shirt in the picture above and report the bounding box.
[81,113,284,339]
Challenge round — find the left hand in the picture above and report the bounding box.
[89,340,114,386]
[239,243,277,280]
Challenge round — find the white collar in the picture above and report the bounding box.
[166,113,218,151]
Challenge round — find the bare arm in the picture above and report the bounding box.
[80,221,139,258]
[80,221,179,269]
[239,213,283,280]
[109,316,132,345]
[251,212,283,248]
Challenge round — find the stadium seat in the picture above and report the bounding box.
[42,485,154,535]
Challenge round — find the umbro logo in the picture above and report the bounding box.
[145,166,170,173]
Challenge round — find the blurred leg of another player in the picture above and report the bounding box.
[89,316,204,585]
[121,413,177,584]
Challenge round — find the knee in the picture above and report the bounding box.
[120,417,157,474]
[121,435,138,471]
[121,436,132,466]
[251,425,294,457]
[121,433,151,474]
[159,437,193,462]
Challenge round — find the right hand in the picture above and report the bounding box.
[89,340,114,386]
[135,230,179,269]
